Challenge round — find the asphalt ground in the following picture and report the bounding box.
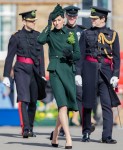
[0,126,123,150]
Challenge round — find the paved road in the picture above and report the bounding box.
[0,126,123,150]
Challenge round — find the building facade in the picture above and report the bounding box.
[0,0,123,78]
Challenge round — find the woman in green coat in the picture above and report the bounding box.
[37,4,80,149]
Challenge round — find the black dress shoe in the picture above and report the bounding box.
[82,133,90,142]
[59,130,65,136]
[59,128,65,136]
[28,131,36,137]
[101,137,117,144]
[90,123,95,133]
[51,129,65,138]
[65,146,72,149]
[22,129,29,138]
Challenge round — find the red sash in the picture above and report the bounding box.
[17,56,34,64]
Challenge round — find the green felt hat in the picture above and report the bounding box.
[51,4,64,20]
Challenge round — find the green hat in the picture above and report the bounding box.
[19,10,37,21]
[90,6,111,18]
[51,4,64,20]
[64,5,80,17]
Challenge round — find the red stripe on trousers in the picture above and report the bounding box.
[18,102,24,133]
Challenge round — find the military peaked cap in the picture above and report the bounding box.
[19,10,37,21]
[64,5,80,17]
[90,6,111,18]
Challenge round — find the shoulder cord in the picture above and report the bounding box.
[98,31,116,59]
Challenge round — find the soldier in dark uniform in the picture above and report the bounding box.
[76,6,120,143]
[3,10,45,138]
[65,5,85,40]
[38,4,80,149]
[65,6,85,123]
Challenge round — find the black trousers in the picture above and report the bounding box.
[18,101,37,131]
[82,76,113,139]
[76,85,82,123]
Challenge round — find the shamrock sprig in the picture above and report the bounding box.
[67,32,75,45]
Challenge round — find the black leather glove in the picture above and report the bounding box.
[62,49,73,65]
[63,49,73,60]
[48,13,52,29]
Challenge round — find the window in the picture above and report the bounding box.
[0,5,16,53]
[77,0,112,28]
[83,0,92,9]
[97,0,108,8]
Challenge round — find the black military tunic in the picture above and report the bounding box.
[3,27,45,103]
[65,24,86,118]
[77,26,120,108]
[65,24,86,41]
[77,26,120,138]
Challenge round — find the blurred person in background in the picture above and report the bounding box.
[0,77,12,108]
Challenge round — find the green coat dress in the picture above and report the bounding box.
[37,26,80,111]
